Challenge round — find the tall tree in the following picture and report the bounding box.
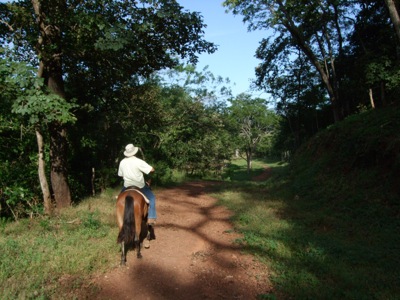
[0,0,216,208]
[224,0,357,122]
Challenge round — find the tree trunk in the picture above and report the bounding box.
[385,0,400,45]
[246,148,252,173]
[284,29,341,122]
[49,122,71,209]
[45,52,71,208]
[368,88,376,109]
[32,0,72,209]
[35,128,52,214]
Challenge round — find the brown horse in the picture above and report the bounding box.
[116,188,149,265]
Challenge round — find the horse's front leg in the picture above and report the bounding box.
[120,241,127,266]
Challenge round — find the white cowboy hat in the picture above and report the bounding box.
[124,144,139,157]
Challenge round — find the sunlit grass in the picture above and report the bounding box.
[0,188,120,299]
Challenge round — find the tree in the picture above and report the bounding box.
[224,0,358,122]
[155,84,232,177]
[0,0,216,209]
[12,76,77,213]
[385,0,400,44]
[256,45,332,151]
[347,1,400,109]
[0,49,55,218]
[227,94,279,173]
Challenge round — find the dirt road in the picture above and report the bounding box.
[87,181,271,299]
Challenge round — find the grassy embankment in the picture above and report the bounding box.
[1,105,399,299]
[214,105,400,299]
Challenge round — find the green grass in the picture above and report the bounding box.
[0,189,119,299]
[223,157,283,181]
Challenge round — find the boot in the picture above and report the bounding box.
[148,224,156,240]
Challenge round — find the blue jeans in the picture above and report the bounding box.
[141,185,156,220]
[121,185,156,220]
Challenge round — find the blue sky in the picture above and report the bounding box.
[177,0,269,98]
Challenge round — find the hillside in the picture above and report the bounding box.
[291,104,400,215]
[266,105,400,298]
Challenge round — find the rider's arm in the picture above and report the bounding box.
[145,167,155,186]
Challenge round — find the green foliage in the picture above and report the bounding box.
[365,56,400,90]
[0,49,77,126]
[348,2,400,103]
[208,106,400,298]
[1,53,77,125]
[159,64,233,106]
[151,160,175,186]
[1,185,42,221]
[12,91,77,125]
[156,84,233,177]
[1,9,398,300]
[0,149,42,220]
[0,0,218,208]
[223,158,267,181]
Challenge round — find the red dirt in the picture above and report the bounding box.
[83,180,272,299]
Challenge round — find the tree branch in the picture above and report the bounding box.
[0,19,14,31]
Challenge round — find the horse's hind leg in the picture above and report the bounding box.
[144,224,155,249]
[120,242,127,266]
[135,237,142,259]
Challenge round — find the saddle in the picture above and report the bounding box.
[124,186,150,204]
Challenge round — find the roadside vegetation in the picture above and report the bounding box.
[1,105,399,299]
[214,105,400,299]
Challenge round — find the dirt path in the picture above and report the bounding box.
[87,181,271,299]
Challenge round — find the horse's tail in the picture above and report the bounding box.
[117,195,135,244]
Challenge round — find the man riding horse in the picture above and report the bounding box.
[118,143,157,248]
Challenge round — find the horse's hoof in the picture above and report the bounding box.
[137,254,143,259]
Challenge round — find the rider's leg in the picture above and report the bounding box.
[141,185,156,224]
